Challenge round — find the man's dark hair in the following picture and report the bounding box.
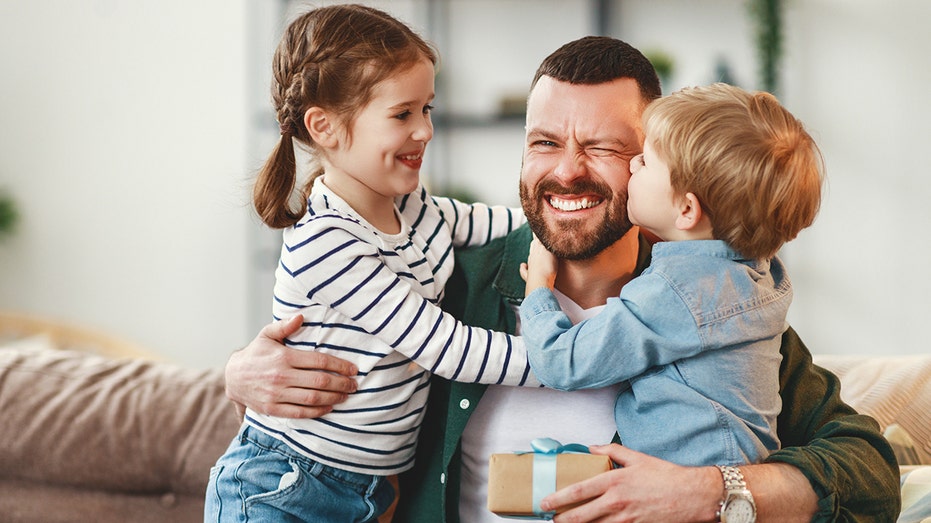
[531,36,662,103]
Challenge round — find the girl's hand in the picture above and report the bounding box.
[520,235,558,296]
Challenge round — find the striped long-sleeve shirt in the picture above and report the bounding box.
[247,178,538,475]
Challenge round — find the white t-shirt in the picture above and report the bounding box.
[458,289,623,522]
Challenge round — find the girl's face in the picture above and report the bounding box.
[626,138,679,240]
[323,58,435,208]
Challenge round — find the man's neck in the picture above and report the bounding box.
[553,226,641,309]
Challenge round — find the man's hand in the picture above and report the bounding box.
[225,315,359,419]
[542,444,721,523]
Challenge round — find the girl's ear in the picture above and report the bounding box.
[304,107,337,148]
[675,192,704,231]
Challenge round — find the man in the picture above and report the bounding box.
[226,37,900,521]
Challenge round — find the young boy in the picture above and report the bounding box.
[520,82,824,467]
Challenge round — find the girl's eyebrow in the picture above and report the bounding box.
[387,94,435,112]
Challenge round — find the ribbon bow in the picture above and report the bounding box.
[513,438,591,520]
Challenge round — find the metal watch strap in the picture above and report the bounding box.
[716,465,756,523]
[719,465,746,491]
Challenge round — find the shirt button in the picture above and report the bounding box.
[459,399,470,410]
[440,473,446,484]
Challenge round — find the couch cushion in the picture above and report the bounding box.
[0,342,241,495]
[0,478,204,523]
[814,354,931,465]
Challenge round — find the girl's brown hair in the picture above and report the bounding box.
[254,4,437,228]
[644,83,824,259]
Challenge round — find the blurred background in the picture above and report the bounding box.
[1,0,928,369]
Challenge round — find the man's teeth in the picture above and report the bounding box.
[550,196,599,211]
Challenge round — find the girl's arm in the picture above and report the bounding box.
[282,219,538,387]
[429,194,525,248]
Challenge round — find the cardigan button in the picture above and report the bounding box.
[440,473,446,484]
[459,398,470,410]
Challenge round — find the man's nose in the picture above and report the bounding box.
[553,152,587,182]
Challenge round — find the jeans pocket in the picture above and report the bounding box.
[243,458,307,512]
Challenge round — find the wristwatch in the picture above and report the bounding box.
[716,465,756,523]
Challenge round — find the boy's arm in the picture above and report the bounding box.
[519,271,698,391]
[538,327,901,522]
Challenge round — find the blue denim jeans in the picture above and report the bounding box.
[205,424,396,522]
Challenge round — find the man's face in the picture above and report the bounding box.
[519,76,645,260]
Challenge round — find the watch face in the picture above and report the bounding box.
[723,498,755,523]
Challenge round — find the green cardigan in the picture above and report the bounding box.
[394,224,900,522]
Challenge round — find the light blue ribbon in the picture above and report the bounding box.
[511,438,590,520]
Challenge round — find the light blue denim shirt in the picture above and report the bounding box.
[520,239,787,466]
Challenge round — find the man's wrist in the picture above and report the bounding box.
[716,465,757,523]
[697,466,730,523]
[664,465,733,523]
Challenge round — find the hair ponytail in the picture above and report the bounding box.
[253,133,305,229]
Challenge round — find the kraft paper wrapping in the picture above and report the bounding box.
[487,452,613,517]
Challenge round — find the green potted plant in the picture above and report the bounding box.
[644,49,675,91]
[748,0,783,94]
[0,190,19,241]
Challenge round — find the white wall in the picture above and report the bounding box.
[778,0,931,356]
[1,0,928,369]
[0,1,253,368]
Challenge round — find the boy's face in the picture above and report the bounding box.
[519,76,644,260]
[627,139,678,240]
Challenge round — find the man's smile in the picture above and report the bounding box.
[547,195,603,212]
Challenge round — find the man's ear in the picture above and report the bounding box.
[675,192,704,231]
[304,107,337,147]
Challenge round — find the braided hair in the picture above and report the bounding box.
[254,4,437,228]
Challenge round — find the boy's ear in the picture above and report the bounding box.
[304,107,337,147]
[675,192,704,231]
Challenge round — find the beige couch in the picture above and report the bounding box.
[1,313,929,522]
[0,313,239,523]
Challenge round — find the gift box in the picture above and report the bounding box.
[487,438,613,519]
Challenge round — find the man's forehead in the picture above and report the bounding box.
[526,76,644,143]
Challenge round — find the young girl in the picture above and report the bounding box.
[205,5,537,522]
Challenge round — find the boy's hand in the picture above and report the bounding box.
[520,235,558,297]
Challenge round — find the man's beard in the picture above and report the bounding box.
[519,177,633,261]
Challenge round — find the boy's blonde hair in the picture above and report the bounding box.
[643,83,824,259]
